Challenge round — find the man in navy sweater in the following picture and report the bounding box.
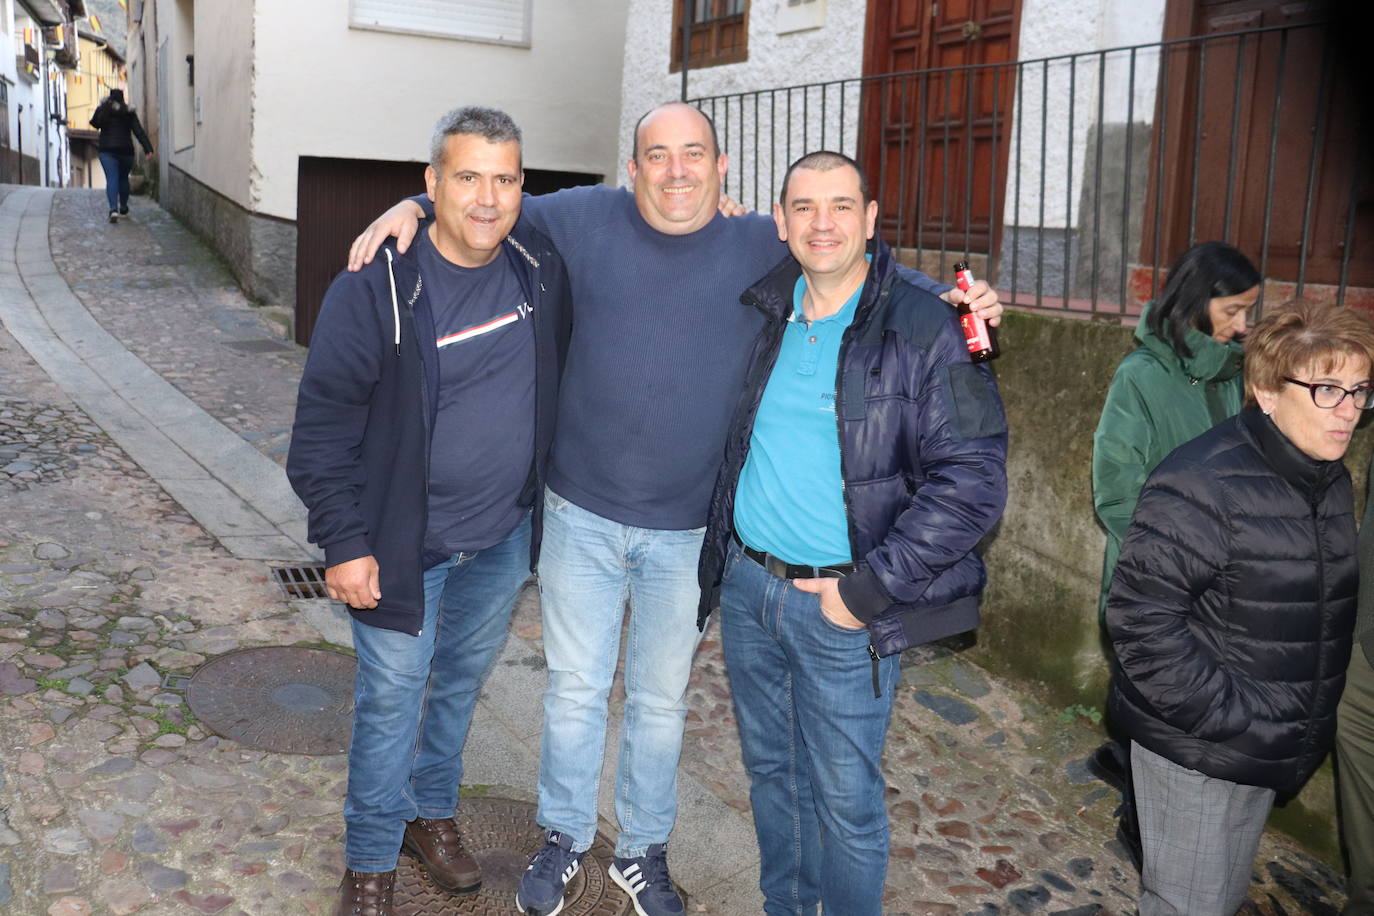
[349,102,1001,916]
[287,107,570,916]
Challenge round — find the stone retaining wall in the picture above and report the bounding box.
[163,165,297,310]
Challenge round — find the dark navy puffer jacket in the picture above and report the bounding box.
[1106,407,1357,794]
[286,220,570,635]
[697,239,1008,658]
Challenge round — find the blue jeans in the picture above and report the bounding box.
[720,540,901,916]
[535,488,706,857]
[98,151,133,212]
[343,516,530,872]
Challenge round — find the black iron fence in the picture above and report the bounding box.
[692,23,1371,319]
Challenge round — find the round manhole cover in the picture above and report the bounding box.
[395,797,630,915]
[185,646,355,754]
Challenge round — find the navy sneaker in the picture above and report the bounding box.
[609,844,684,916]
[515,830,583,916]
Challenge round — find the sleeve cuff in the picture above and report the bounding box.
[838,566,893,624]
[324,534,372,569]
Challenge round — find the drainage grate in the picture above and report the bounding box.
[272,565,330,599]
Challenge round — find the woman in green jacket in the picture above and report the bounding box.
[1093,242,1260,617]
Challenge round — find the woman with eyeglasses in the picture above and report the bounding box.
[1104,299,1374,916]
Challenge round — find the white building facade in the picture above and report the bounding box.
[127,0,629,331]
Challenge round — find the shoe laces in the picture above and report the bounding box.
[528,831,579,883]
[625,844,675,898]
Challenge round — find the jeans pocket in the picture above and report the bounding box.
[816,602,869,635]
[544,488,569,513]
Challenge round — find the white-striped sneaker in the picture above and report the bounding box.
[515,830,583,916]
[609,843,683,916]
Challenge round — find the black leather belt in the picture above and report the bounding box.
[733,532,854,580]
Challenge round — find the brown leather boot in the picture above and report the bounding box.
[402,816,482,893]
[335,869,394,916]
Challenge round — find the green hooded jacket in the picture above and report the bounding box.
[1092,304,1245,617]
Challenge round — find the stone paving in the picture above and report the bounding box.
[0,187,1352,914]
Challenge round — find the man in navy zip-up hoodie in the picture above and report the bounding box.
[286,108,570,916]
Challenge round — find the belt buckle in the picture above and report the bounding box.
[765,555,791,580]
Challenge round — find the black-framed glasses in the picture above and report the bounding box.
[1283,377,1374,410]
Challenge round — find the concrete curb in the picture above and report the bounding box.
[0,188,317,564]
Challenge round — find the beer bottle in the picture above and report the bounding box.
[953,260,1000,362]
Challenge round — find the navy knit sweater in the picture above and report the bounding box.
[416,185,950,530]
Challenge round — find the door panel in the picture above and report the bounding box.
[862,0,1021,257]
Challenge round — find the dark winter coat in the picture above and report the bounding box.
[697,239,1008,658]
[286,221,571,635]
[1106,407,1357,794]
[90,100,152,155]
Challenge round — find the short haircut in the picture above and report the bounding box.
[631,102,721,160]
[429,106,522,172]
[1244,299,1374,405]
[778,151,870,206]
[1148,242,1260,359]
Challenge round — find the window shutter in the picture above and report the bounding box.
[349,0,530,47]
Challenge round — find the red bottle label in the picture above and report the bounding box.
[961,313,992,353]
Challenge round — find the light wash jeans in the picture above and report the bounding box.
[720,540,901,916]
[343,516,530,872]
[535,488,706,858]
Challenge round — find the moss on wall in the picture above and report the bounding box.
[970,308,1369,865]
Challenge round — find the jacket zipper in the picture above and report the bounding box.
[833,285,886,698]
[1299,495,1326,758]
[413,281,432,637]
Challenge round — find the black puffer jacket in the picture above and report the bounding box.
[1106,407,1357,794]
[697,239,1008,657]
[90,98,152,156]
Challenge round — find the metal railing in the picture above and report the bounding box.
[692,22,1368,318]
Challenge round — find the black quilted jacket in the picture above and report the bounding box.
[696,239,1008,658]
[1106,407,1357,793]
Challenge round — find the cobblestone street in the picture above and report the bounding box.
[0,186,1352,914]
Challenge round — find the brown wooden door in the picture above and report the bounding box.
[1145,0,1371,289]
[860,0,1020,257]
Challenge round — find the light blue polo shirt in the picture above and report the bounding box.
[732,271,863,567]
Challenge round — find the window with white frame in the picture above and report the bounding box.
[350,0,531,47]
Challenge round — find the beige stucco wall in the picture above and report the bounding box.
[148,0,254,209]
[250,0,629,220]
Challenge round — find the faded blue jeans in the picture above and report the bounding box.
[343,516,530,872]
[98,151,132,213]
[720,540,901,916]
[535,488,706,857]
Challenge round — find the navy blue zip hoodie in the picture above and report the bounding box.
[287,219,571,635]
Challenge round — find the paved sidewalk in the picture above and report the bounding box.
[0,186,1349,914]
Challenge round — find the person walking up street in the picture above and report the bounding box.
[89,89,153,224]
[286,106,570,916]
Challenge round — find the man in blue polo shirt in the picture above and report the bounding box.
[697,151,1008,916]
